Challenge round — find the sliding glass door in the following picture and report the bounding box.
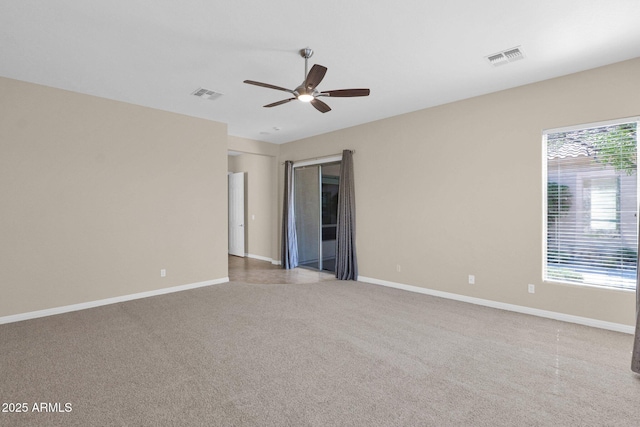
[294,162,340,272]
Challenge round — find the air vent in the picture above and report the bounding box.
[192,87,223,101]
[485,46,525,67]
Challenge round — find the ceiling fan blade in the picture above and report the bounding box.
[318,88,370,97]
[310,98,331,113]
[305,64,327,90]
[264,98,296,108]
[244,80,294,94]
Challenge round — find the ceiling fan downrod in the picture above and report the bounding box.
[300,48,313,79]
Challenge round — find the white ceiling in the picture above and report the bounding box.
[2,1,640,144]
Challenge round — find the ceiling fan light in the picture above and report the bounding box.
[298,93,314,102]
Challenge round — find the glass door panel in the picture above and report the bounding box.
[294,166,320,270]
[321,163,341,273]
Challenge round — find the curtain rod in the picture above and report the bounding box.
[281,150,355,165]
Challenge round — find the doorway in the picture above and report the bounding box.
[294,162,340,272]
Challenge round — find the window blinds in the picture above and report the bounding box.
[544,118,638,289]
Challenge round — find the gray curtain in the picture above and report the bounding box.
[632,216,640,372]
[335,150,358,280]
[281,161,298,269]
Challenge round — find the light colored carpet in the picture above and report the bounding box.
[1,259,639,426]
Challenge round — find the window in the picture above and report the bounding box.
[544,118,638,289]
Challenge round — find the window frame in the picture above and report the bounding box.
[542,117,639,291]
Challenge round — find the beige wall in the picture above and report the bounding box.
[0,77,228,317]
[3,57,638,326]
[228,135,279,157]
[279,58,640,326]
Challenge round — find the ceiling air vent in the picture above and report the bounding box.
[192,87,223,101]
[485,46,525,67]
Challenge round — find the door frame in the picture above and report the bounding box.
[228,172,245,257]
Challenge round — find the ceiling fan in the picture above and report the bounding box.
[243,48,370,113]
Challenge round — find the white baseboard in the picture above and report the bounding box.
[245,253,281,265]
[246,253,273,263]
[0,277,229,325]
[358,276,634,335]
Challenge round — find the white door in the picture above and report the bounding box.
[228,172,245,257]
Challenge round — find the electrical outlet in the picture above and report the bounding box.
[161,269,166,278]
[468,275,475,285]
[528,284,535,294]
